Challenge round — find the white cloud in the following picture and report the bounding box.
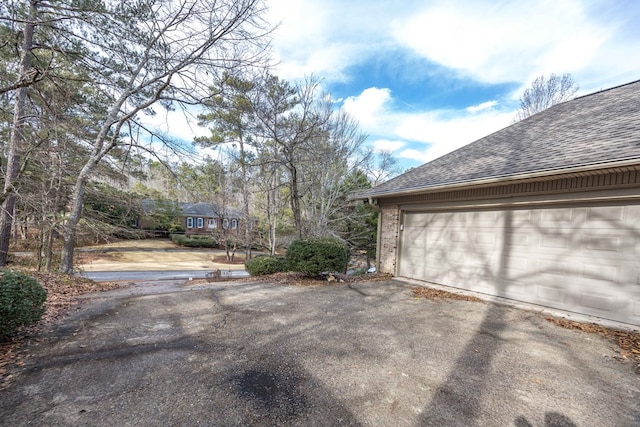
[138,106,210,142]
[372,139,406,152]
[344,87,514,165]
[263,1,387,82]
[467,100,498,113]
[390,0,611,84]
[396,110,513,163]
[265,0,640,170]
[342,87,393,131]
[267,0,640,95]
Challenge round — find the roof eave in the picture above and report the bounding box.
[367,158,640,200]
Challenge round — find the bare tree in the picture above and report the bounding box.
[55,0,272,272]
[1,1,272,271]
[303,108,368,237]
[366,150,401,187]
[254,74,334,238]
[515,73,579,121]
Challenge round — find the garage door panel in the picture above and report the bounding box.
[399,205,640,325]
[577,292,620,315]
[586,206,624,223]
[582,263,619,283]
[468,211,500,225]
[537,258,568,276]
[541,234,571,249]
[503,257,529,275]
[536,284,565,304]
[503,280,526,297]
[541,207,574,223]
[450,230,468,243]
[505,232,531,247]
[474,231,498,246]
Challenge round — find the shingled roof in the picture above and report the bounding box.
[140,200,242,218]
[362,79,640,199]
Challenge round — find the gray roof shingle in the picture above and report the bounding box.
[141,200,242,218]
[362,79,640,198]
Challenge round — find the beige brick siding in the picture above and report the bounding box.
[378,205,400,275]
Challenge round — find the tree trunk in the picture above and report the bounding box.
[289,163,303,238]
[60,174,89,273]
[0,2,37,266]
[238,137,252,260]
[59,91,125,273]
[269,196,277,255]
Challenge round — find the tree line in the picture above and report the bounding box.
[0,0,394,272]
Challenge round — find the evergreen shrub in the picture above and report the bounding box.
[245,256,289,276]
[286,237,349,277]
[170,234,217,248]
[0,270,47,340]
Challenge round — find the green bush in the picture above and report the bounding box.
[286,237,349,277]
[245,256,289,276]
[0,270,47,340]
[170,233,217,248]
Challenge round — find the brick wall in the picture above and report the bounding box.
[378,205,400,275]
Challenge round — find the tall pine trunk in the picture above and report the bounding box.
[0,2,37,266]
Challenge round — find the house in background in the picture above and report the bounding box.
[180,202,243,236]
[360,80,640,327]
[137,200,244,236]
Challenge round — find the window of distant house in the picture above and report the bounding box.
[230,219,238,229]
[197,217,204,228]
[222,219,229,229]
[186,217,194,228]
[208,218,217,229]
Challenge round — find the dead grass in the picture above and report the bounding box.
[80,239,178,250]
[411,286,484,302]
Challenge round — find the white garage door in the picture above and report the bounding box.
[398,204,640,326]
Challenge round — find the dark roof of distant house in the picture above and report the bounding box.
[180,202,242,218]
[140,200,242,218]
[361,79,640,198]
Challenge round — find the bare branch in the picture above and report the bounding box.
[515,73,579,121]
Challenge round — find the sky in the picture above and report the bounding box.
[266,0,640,171]
[149,0,640,172]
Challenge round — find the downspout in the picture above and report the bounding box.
[368,197,382,273]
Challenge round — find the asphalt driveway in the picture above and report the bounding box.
[1,279,638,426]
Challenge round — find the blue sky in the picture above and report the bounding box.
[147,0,640,172]
[265,0,640,170]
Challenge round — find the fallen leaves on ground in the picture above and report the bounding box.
[411,286,484,302]
[28,272,122,328]
[249,272,393,287]
[1,271,122,390]
[188,271,393,286]
[545,317,640,363]
[411,286,639,366]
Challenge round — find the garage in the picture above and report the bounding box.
[359,80,640,327]
[398,204,640,325]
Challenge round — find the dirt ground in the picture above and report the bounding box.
[75,239,250,272]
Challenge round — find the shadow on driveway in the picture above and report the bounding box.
[0,279,638,426]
